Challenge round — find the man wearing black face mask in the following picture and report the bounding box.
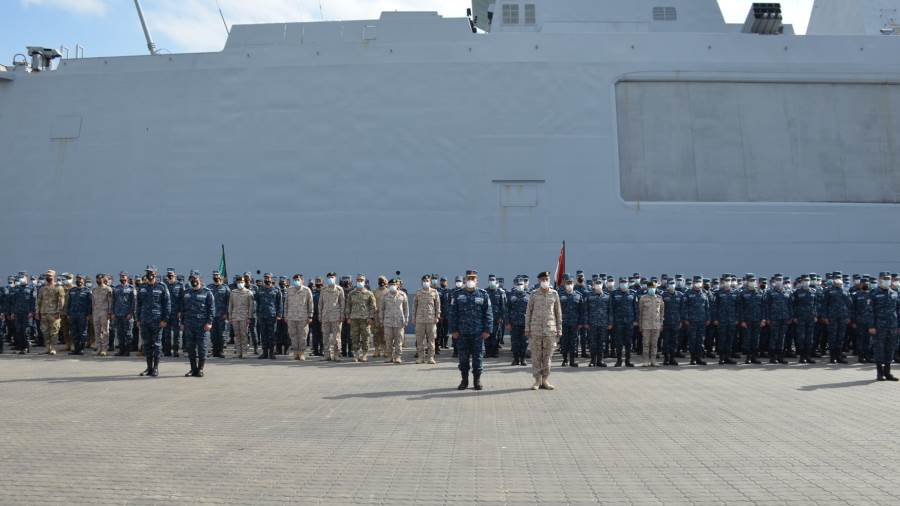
[182,270,215,377]
[65,274,93,356]
[254,273,283,360]
[851,277,875,363]
[310,277,324,356]
[136,266,171,377]
[161,269,184,358]
[207,271,230,358]
[372,276,389,358]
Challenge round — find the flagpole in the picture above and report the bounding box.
[221,244,228,281]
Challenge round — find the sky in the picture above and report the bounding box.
[1,0,815,61]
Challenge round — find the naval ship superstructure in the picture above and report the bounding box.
[1,0,899,280]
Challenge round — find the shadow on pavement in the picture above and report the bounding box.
[0,374,179,384]
[798,379,877,391]
[322,386,526,401]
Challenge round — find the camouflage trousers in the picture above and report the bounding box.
[231,320,249,357]
[372,323,386,356]
[40,315,61,352]
[288,320,310,355]
[61,315,72,350]
[349,319,371,355]
[531,333,556,379]
[415,322,436,361]
[384,326,404,361]
[93,313,110,353]
[322,321,342,359]
[641,328,660,365]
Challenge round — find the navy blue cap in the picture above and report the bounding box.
[455,276,462,282]
[145,265,158,274]
[263,272,273,277]
[562,273,572,281]
[189,270,201,277]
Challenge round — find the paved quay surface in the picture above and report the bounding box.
[2,341,900,505]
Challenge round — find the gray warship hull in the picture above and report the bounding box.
[2,0,899,279]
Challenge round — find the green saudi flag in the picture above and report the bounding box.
[217,244,228,281]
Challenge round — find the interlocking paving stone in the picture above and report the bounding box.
[2,340,900,505]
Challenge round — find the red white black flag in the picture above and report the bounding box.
[554,241,566,287]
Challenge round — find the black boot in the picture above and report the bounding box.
[269,346,276,360]
[669,353,679,366]
[614,349,622,367]
[561,357,568,367]
[473,372,483,391]
[597,352,607,367]
[778,354,789,365]
[837,354,848,364]
[690,353,697,366]
[625,350,634,367]
[877,364,885,381]
[258,347,270,359]
[140,355,153,376]
[185,357,197,377]
[696,353,707,366]
[806,353,816,364]
[569,352,578,367]
[750,354,761,364]
[511,354,519,366]
[457,372,469,390]
[150,356,159,377]
[197,358,205,377]
[885,364,899,381]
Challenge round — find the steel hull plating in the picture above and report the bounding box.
[1,28,899,278]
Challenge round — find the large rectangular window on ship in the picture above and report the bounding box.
[502,4,519,25]
[616,81,900,203]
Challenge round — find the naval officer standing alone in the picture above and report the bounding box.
[449,270,493,391]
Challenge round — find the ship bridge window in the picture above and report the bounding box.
[652,7,677,21]
[502,4,520,25]
[524,4,536,25]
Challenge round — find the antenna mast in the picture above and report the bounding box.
[133,0,158,55]
[216,0,230,35]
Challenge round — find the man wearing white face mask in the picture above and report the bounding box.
[380,278,409,364]
[449,270,493,390]
[284,274,313,361]
[227,276,255,359]
[318,272,345,361]
[638,281,664,367]
[345,274,376,362]
[869,273,899,381]
[413,274,441,364]
[525,271,562,389]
